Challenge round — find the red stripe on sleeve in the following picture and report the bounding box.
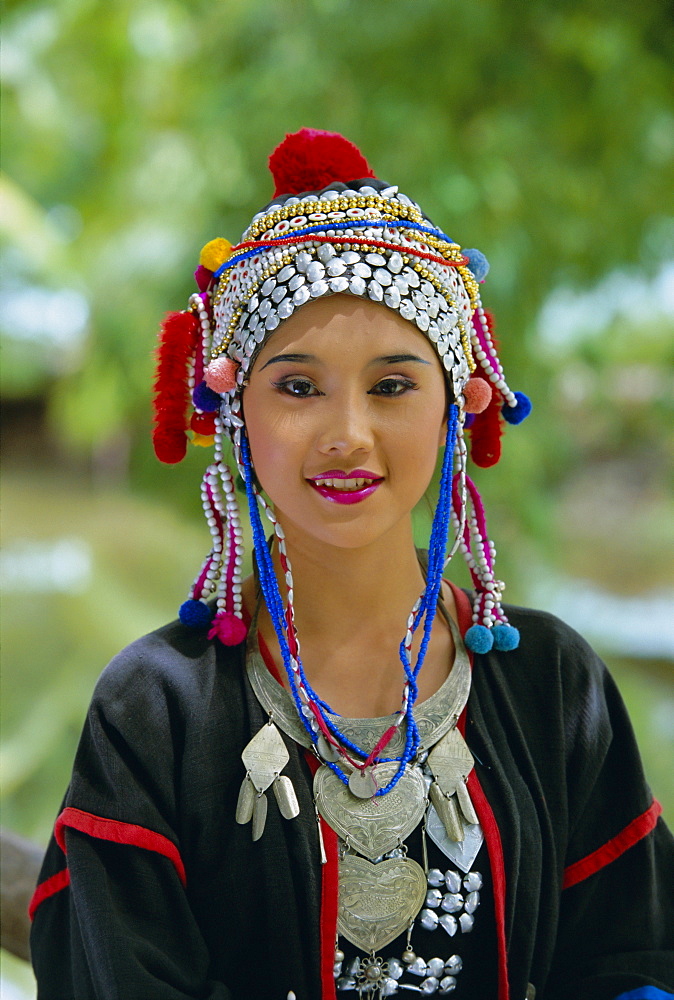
[562,799,662,889]
[54,807,187,886]
[28,867,71,921]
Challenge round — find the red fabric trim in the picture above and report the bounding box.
[28,867,70,921]
[453,582,510,1000]
[257,628,285,688]
[464,767,510,1000]
[447,581,474,639]
[562,799,662,890]
[305,753,339,1000]
[55,807,187,887]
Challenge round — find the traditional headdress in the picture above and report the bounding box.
[152,129,531,784]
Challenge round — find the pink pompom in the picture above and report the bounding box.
[208,611,248,646]
[268,128,376,197]
[463,377,492,414]
[204,357,239,393]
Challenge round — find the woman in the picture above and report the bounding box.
[30,129,674,1000]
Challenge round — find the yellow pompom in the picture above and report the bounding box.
[191,434,216,448]
[199,238,233,272]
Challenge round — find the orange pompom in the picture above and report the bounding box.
[199,238,233,272]
[204,357,239,393]
[463,377,492,414]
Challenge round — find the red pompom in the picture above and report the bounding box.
[468,311,503,467]
[204,357,239,393]
[190,411,217,435]
[208,611,248,646]
[462,377,492,414]
[268,128,376,197]
[152,311,200,464]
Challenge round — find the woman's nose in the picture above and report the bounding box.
[316,395,375,456]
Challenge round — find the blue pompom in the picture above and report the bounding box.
[502,391,532,425]
[491,624,520,651]
[179,599,213,627]
[464,624,494,654]
[463,248,490,282]
[192,380,222,413]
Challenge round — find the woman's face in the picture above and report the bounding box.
[242,295,448,552]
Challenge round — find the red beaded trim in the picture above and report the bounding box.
[232,233,468,271]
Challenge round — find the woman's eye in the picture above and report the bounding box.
[276,377,320,397]
[370,377,417,396]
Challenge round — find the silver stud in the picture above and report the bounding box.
[349,275,366,296]
[306,261,326,282]
[428,322,440,343]
[439,976,457,994]
[399,299,416,322]
[426,958,445,978]
[276,265,294,283]
[327,258,347,276]
[393,276,409,295]
[259,299,272,318]
[293,286,311,306]
[416,312,430,332]
[329,276,349,293]
[317,244,336,262]
[384,286,401,309]
[265,312,279,331]
[278,298,294,320]
[352,262,372,279]
[295,252,311,272]
[427,868,445,886]
[463,871,483,891]
[261,277,276,297]
[419,907,439,931]
[381,980,399,997]
[255,324,266,343]
[441,892,463,914]
[420,977,439,994]
[374,267,392,286]
[309,279,328,297]
[413,290,428,310]
[459,912,474,933]
[272,285,287,303]
[407,957,428,977]
[443,352,454,372]
[403,268,420,288]
[368,279,383,302]
[425,888,443,908]
[444,956,462,974]
[365,252,386,265]
[388,252,404,273]
[388,959,404,980]
[439,913,457,936]
[464,890,480,914]
[342,251,360,265]
[429,296,440,319]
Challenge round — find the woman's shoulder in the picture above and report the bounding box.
[91,617,246,720]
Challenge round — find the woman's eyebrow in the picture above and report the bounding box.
[369,354,431,366]
[259,353,317,370]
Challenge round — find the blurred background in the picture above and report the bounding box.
[2,0,673,993]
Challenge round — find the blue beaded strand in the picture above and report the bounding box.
[239,405,458,797]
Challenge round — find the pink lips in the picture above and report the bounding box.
[308,469,384,506]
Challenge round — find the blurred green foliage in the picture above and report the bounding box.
[1,11,674,984]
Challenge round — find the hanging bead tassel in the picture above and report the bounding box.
[207,457,248,645]
[452,474,519,653]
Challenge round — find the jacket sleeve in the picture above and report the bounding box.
[547,646,674,999]
[30,634,235,1000]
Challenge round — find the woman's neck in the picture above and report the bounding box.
[243,514,456,717]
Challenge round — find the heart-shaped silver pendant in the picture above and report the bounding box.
[314,762,426,860]
[338,854,427,952]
